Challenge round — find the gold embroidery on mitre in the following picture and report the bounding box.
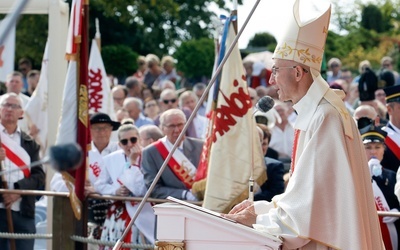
[275,43,322,65]
[272,0,331,71]
[78,85,89,127]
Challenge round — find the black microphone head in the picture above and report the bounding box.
[256,96,274,113]
[49,143,83,172]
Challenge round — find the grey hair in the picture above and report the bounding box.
[124,97,144,111]
[160,108,186,126]
[139,125,164,141]
[178,90,198,108]
[0,92,22,106]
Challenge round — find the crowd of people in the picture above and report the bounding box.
[0,2,400,249]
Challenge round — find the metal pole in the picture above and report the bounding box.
[0,0,29,45]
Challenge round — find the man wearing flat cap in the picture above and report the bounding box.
[51,112,121,240]
[224,0,383,249]
[381,85,400,172]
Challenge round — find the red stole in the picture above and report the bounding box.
[290,129,301,176]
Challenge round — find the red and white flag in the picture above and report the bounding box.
[65,0,82,58]
[25,42,49,155]
[56,0,90,219]
[0,19,15,82]
[56,61,78,145]
[88,40,115,119]
[195,22,266,213]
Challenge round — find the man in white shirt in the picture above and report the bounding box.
[5,72,31,133]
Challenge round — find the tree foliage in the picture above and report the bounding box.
[326,0,400,73]
[173,38,214,80]
[361,4,384,32]
[8,0,400,79]
[90,0,227,56]
[0,14,48,70]
[101,45,138,78]
[247,32,276,52]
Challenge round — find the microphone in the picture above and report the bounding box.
[255,95,275,113]
[249,96,275,202]
[0,143,83,176]
[49,143,83,172]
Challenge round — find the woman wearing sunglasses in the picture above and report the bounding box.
[94,123,155,248]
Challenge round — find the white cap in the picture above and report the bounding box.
[272,0,331,72]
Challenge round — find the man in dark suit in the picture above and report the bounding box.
[142,109,203,200]
[0,93,45,250]
[255,124,285,202]
[381,85,400,172]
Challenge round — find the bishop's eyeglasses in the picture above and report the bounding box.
[271,66,309,76]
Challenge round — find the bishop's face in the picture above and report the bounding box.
[269,60,298,103]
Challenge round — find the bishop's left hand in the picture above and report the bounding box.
[222,203,257,227]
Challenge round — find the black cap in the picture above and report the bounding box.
[378,69,395,88]
[384,85,400,103]
[359,124,387,144]
[90,112,120,131]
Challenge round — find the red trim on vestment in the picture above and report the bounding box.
[290,129,300,176]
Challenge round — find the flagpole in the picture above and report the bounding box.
[112,0,262,249]
[74,0,90,248]
[95,17,101,51]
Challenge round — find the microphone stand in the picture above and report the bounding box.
[0,157,49,176]
[112,0,262,249]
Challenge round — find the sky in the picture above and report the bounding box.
[209,0,365,49]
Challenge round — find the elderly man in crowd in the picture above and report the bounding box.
[0,93,45,250]
[141,109,203,200]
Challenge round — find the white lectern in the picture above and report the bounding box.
[154,202,282,250]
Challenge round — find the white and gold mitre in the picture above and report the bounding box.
[272,0,331,72]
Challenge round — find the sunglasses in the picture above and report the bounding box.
[163,99,176,104]
[120,137,138,146]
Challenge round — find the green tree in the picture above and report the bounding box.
[326,1,400,72]
[90,0,227,55]
[174,38,214,80]
[247,32,276,47]
[247,32,276,52]
[361,4,384,32]
[101,45,138,78]
[2,14,48,70]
